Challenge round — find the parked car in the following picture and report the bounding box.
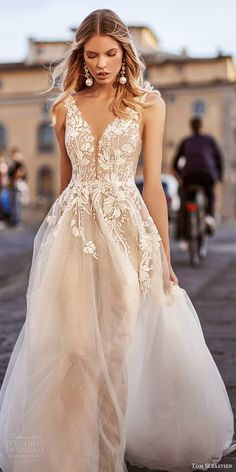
[135,174,180,220]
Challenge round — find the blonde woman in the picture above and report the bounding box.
[0,9,235,472]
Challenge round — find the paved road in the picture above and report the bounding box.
[0,222,236,470]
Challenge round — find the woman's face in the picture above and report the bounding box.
[83,34,123,86]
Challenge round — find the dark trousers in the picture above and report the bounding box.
[182,173,215,216]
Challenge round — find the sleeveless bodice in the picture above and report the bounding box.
[64,94,142,186]
[46,92,162,296]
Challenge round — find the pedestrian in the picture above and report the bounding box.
[0,152,11,227]
[7,148,28,227]
[8,145,25,165]
[0,9,235,472]
[7,161,25,226]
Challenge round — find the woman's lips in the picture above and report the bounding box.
[96,72,110,79]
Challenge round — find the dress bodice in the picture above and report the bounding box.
[49,90,162,296]
[64,94,143,186]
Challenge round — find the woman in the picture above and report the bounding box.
[0,8,235,472]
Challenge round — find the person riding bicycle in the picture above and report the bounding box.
[172,115,224,235]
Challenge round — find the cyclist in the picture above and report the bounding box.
[172,115,224,235]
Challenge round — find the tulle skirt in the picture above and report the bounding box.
[0,185,235,472]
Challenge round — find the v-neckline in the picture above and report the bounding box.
[70,94,120,148]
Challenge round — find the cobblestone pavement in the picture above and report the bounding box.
[0,221,236,471]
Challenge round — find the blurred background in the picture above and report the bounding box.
[0,2,236,467]
[0,0,236,224]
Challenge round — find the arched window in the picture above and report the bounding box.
[37,166,54,199]
[42,101,50,114]
[192,99,206,116]
[0,123,7,150]
[37,122,54,153]
[143,68,149,80]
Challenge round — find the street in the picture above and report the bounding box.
[0,222,236,470]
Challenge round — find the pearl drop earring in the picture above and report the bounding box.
[119,59,127,85]
[84,62,93,87]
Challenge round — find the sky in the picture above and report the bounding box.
[1,0,236,63]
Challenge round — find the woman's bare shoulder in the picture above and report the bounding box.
[143,89,164,105]
[54,100,67,132]
[142,90,166,120]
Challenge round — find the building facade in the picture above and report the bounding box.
[0,28,236,218]
[146,53,236,219]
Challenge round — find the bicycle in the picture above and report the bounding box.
[176,184,208,266]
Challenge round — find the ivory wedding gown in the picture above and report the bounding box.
[0,91,235,472]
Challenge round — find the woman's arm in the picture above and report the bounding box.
[54,101,72,196]
[142,92,178,284]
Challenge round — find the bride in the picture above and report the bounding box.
[0,8,236,472]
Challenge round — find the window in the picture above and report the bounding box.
[37,122,54,153]
[36,46,43,56]
[192,99,206,116]
[42,101,50,114]
[168,94,176,103]
[166,139,175,149]
[143,68,149,80]
[37,166,54,199]
[176,64,183,73]
[0,123,7,150]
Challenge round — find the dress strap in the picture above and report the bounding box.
[63,95,81,124]
[138,89,161,103]
[63,94,74,111]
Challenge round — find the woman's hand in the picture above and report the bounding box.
[168,263,179,285]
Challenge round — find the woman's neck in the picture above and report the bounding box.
[87,81,117,100]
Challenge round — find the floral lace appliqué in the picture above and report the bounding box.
[47,92,162,295]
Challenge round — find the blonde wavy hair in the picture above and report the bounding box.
[46,9,159,125]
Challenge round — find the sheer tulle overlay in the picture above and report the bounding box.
[0,91,235,472]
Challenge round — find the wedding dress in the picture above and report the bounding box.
[0,91,235,472]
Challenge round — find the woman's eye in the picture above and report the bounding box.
[86,52,117,59]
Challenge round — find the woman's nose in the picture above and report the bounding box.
[97,55,107,68]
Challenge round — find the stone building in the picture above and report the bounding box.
[0,26,236,218]
[146,48,236,219]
